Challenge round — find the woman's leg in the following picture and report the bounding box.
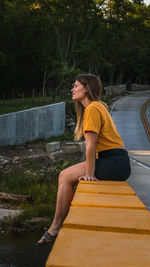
[38,161,86,242]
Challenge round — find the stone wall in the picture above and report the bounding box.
[130,84,150,91]
[0,102,65,146]
[104,84,127,98]
[104,84,150,96]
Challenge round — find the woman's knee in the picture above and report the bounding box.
[58,170,68,185]
[58,162,86,185]
[58,169,76,186]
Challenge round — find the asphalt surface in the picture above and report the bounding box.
[111,90,150,210]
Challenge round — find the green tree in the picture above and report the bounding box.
[0,0,150,99]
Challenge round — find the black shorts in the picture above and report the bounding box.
[94,149,131,181]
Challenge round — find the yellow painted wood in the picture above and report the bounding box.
[46,228,150,267]
[71,192,146,210]
[76,183,135,195]
[80,180,129,186]
[63,206,150,234]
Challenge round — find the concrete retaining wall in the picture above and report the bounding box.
[131,84,150,91]
[0,102,65,146]
[104,84,127,97]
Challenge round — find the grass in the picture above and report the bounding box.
[0,167,57,206]
[0,96,63,115]
[0,158,78,230]
[0,94,113,116]
[27,132,75,145]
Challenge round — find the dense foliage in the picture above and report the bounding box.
[0,0,150,99]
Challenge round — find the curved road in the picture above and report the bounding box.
[111,90,150,210]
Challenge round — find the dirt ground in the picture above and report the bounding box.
[0,142,54,173]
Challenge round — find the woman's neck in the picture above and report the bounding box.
[80,98,92,108]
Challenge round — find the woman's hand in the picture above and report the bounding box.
[78,175,98,181]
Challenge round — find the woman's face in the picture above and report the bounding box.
[71,80,87,101]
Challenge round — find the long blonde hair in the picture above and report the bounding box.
[74,74,107,141]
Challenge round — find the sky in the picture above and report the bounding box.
[144,0,150,5]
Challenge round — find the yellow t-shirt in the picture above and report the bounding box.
[83,101,124,152]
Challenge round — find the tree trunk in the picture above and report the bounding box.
[143,74,149,85]
[42,67,47,101]
[0,192,34,203]
[116,68,126,84]
[109,67,115,85]
[65,32,71,62]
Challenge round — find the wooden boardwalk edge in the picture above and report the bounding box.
[46,181,150,267]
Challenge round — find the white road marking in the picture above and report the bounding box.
[130,157,150,170]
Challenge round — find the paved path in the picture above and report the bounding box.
[111,90,150,210]
[111,91,150,150]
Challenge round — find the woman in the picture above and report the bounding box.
[37,74,131,245]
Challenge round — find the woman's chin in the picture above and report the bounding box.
[72,95,81,101]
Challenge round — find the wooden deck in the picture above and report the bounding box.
[46,180,150,267]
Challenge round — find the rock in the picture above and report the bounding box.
[67,122,75,127]
[0,155,9,159]
[0,155,10,165]
[1,159,9,164]
[65,115,76,133]
[13,156,19,163]
[46,142,61,153]
[0,208,21,220]
[62,141,85,154]
[104,84,127,98]
[26,217,49,223]
[62,144,80,154]
[78,141,86,153]
[130,84,150,91]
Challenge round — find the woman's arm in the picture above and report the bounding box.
[79,131,98,181]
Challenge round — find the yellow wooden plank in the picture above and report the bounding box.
[71,192,146,210]
[63,206,150,234]
[79,180,129,186]
[46,228,150,267]
[76,183,135,195]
